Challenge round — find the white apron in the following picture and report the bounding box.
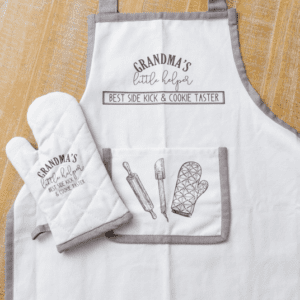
[6,1,300,299]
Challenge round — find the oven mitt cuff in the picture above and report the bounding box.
[6,92,133,253]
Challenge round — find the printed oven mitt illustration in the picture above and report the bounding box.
[6,92,132,253]
[171,162,208,217]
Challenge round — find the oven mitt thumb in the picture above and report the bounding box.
[6,92,132,253]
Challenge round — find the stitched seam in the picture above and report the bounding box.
[25,103,122,242]
[65,193,103,240]
[49,149,114,236]
[54,147,98,203]
[57,212,132,250]
[77,163,114,194]
[8,141,37,160]
[45,147,98,224]
[50,217,73,237]
[39,121,86,154]
[27,128,97,237]
[51,122,86,146]
[49,176,121,228]
[67,197,126,242]
[54,193,105,227]
[29,100,74,141]
[96,195,124,229]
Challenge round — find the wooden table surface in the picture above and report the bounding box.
[1,0,300,297]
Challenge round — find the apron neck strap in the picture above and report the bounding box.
[99,0,117,13]
[98,0,227,13]
[208,0,227,11]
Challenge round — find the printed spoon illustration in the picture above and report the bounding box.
[123,162,157,220]
[154,158,169,222]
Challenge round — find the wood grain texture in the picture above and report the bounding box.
[0,0,299,298]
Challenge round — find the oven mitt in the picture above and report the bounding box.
[171,162,208,217]
[6,92,132,253]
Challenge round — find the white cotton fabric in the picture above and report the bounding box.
[7,10,300,300]
[6,92,131,252]
[110,148,222,236]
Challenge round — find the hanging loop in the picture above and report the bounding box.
[99,0,118,13]
[208,0,228,12]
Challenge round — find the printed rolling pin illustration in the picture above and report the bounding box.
[154,158,169,222]
[123,162,157,220]
[171,162,208,217]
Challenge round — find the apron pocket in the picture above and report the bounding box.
[103,147,230,244]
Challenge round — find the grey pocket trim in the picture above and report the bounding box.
[104,147,231,244]
[228,8,299,138]
[219,147,230,241]
[56,211,133,253]
[95,11,228,23]
[31,224,51,240]
[5,205,14,300]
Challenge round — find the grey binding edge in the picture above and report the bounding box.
[104,147,231,244]
[86,14,96,85]
[5,205,14,300]
[95,11,228,23]
[56,211,133,253]
[228,8,300,138]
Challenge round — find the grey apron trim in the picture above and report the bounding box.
[56,211,133,253]
[31,223,51,240]
[95,11,228,23]
[86,10,229,83]
[86,14,96,86]
[104,147,231,244]
[218,147,230,241]
[98,0,227,14]
[99,0,118,13]
[5,205,14,300]
[208,0,227,12]
[228,8,300,138]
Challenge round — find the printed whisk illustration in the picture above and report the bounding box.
[154,158,168,222]
[171,162,208,218]
[123,162,157,220]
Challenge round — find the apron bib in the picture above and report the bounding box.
[6,1,300,299]
[81,1,233,243]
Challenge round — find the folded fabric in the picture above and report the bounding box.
[6,92,132,253]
